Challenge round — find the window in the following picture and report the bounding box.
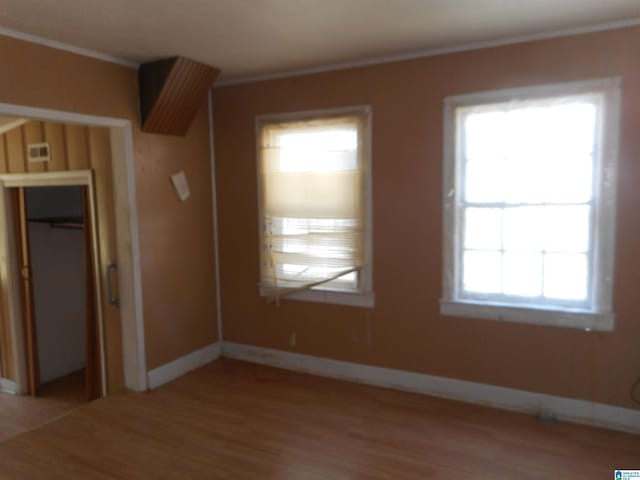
[441,79,620,331]
[257,107,373,307]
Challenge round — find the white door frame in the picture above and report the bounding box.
[0,170,107,393]
[0,102,147,393]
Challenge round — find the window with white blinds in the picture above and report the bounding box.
[441,79,620,331]
[257,108,372,306]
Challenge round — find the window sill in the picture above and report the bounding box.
[261,288,375,308]
[440,299,614,332]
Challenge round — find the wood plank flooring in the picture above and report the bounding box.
[0,370,86,443]
[0,358,638,479]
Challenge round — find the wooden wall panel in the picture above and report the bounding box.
[0,135,7,173]
[64,125,90,170]
[5,128,25,173]
[214,26,640,410]
[23,122,45,174]
[0,35,219,387]
[42,122,67,172]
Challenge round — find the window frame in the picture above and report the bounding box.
[441,78,620,331]
[255,106,374,308]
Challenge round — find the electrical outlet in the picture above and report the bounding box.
[288,331,296,347]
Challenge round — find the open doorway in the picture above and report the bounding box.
[0,104,146,443]
[0,104,147,402]
[15,185,102,402]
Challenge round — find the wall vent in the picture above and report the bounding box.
[27,142,50,163]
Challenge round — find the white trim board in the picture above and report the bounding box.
[216,17,640,86]
[147,342,222,390]
[221,342,640,434]
[0,377,18,395]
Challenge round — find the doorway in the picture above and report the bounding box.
[15,185,102,401]
[0,103,147,397]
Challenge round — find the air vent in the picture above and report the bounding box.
[27,142,50,163]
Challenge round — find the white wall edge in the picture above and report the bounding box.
[0,26,138,69]
[221,341,640,434]
[147,342,222,390]
[0,377,18,395]
[216,16,640,87]
[121,124,148,392]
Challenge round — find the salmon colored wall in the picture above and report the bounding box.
[0,35,218,373]
[213,26,640,409]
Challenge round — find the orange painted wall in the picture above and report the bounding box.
[0,35,218,372]
[213,26,640,409]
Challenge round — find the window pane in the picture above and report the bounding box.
[465,160,505,203]
[502,252,542,297]
[464,208,502,250]
[544,205,590,253]
[502,206,544,252]
[503,157,548,204]
[465,111,506,162]
[544,253,588,300]
[544,155,593,203]
[506,107,550,159]
[548,103,596,156]
[463,251,501,294]
[279,129,358,172]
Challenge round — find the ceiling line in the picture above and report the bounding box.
[215,16,640,87]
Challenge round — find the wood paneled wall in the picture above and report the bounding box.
[213,25,640,410]
[0,34,219,384]
[0,120,123,392]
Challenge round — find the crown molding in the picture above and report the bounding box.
[0,26,138,69]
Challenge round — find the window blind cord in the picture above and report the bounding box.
[264,266,361,305]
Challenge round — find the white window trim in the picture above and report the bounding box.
[255,105,374,308]
[441,78,620,331]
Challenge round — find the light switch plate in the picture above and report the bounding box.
[170,170,190,201]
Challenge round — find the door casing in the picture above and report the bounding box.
[0,102,147,394]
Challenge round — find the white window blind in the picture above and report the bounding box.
[258,112,368,301]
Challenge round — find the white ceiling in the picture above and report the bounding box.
[1,0,639,83]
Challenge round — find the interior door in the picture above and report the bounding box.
[12,187,39,395]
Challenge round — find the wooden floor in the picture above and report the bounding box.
[0,369,86,443]
[0,359,638,479]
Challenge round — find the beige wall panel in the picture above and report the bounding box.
[64,124,90,170]
[5,128,25,173]
[42,122,67,172]
[23,122,45,173]
[0,135,7,173]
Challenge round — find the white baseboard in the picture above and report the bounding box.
[222,341,640,434]
[147,342,221,390]
[0,377,18,395]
